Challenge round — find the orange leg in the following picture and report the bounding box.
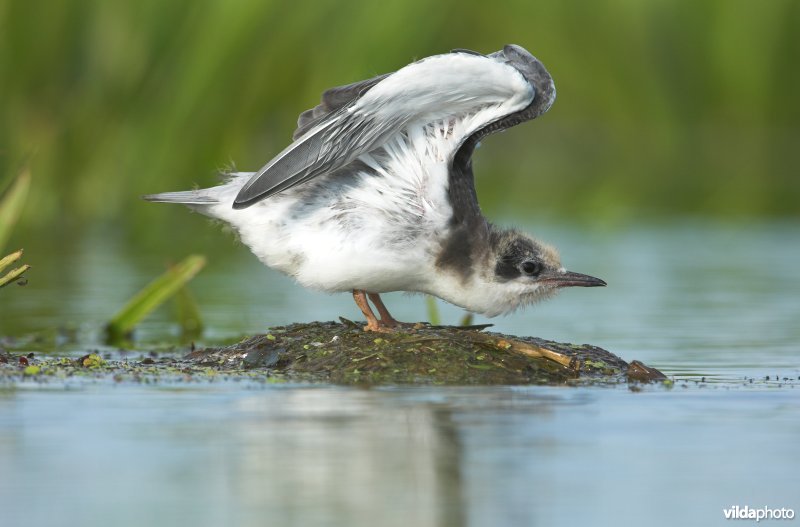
[367,293,400,328]
[352,290,407,332]
[352,290,385,332]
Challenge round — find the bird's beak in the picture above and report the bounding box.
[540,270,607,288]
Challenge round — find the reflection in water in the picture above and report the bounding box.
[232,390,459,525]
[228,388,574,527]
[224,388,580,527]
[1,385,799,527]
[230,390,468,527]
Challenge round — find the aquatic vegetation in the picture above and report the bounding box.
[425,296,441,325]
[187,321,667,385]
[105,255,206,342]
[0,249,29,289]
[0,322,669,387]
[0,167,30,252]
[3,2,799,232]
[0,168,31,289]
[425,296,474,327]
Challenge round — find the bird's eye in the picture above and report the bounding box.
[521,261,542,276]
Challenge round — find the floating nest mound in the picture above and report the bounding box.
[1,321,666,386]
[187,320,666,385]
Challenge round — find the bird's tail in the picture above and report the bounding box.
[143,172,254,207]
[142,189,219,204]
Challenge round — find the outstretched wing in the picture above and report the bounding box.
[292,73,391,140]
[233,45,553,209]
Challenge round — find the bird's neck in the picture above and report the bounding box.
[426,226,508,316]
[423,263,524,318]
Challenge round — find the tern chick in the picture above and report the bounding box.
[145,44,605,331]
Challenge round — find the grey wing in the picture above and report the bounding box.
[292,73,391,140]
[233,74,394,209]
[234,109,403,207]
[292,48,484,140]
[233,101,404,209]
[292,49,480,140]
[233,47,541,209]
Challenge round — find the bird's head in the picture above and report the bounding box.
[473,228,606,316]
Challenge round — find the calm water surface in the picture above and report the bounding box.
[1,220,798,526]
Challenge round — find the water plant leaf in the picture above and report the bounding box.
[0,249,30,289]
[0,263,30,289]
[0,249,23,274]
[427,296,475,327]
[0,167,31,253]
[425,295,441,325]
[105,254,206,341]
[173,284,204,338]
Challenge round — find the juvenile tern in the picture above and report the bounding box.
[145,44,605,331]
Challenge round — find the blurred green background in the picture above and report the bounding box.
[2,0,799,246]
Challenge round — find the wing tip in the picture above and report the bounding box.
[232,183,261,209]
[231,198,251,210]
[232,184,285,209]
[232,185,272,209]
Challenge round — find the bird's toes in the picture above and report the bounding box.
[362,323,396,333]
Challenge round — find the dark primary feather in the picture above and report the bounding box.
[234,108,405,209]
[234,73,395,209]
[292,73,391,140]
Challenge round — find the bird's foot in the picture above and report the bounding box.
[362,320,397,333]
[353,290,417,333]
[362,320,422,333]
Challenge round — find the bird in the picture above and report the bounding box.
[144,44,606,332]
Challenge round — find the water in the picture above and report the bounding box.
[1,220,799,526]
